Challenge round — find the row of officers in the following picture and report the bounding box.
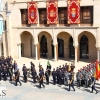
[0,56,99,93]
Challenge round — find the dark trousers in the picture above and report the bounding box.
[46,77,49,84]
[4,74,7,81]
[92,85,97,92]
[53,77,56,85]
[9,74,12,81]
[0,74,1,81]
[68,82,75,91]
[24,75,27,82]
[15,79,22,86]
[39,80,45,88]
[77,80,81,87]
[33,76,36,83]
[57,75,59,84]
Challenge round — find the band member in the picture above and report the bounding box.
[68,73,75,91]
[90,74,98,94]
[8,65,13,81]
[31,68,37,83]
[15,69,22,86]
[3,66,7,81]
[52,68,57,85]
[23,67,27,83]
[39,68,45,88]
[45,69,49,84]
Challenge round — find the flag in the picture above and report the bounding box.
[47,60,51,66]
[96,60,99,80]
[67,0,80,24]
[46,0,58,24]
[27,2,38,24]
[99,63,100,78]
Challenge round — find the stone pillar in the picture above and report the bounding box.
[97,47,100,62]
[54,44,58,61]
[35,45,38,60]
[18,44,21,59]
[75,46,78,65]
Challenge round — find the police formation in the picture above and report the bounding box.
[0,56,98,94]
[76,63,98,94]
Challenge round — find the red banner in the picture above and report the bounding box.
[27,2,38,24]
[67,0,80,24]
[46,1,58,24]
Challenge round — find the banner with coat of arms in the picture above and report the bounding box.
[67,0,80,24]
[46,1,58,24]
[27,2,38,24]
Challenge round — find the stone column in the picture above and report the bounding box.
[18,44,21,59]
[54,44,58,61]
[35,45,38,60]
[75,46,78,65]
[97,47,100,62]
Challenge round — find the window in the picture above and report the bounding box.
[20,9,28,25]
[39,8,47,25]
[58,7,67,25]
[80,6,93,24]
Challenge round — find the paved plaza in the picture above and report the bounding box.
[0,58,100,100]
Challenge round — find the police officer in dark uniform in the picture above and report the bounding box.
[39,68,45,88]
[8,64,13,81]
[45,69,49,84]
[68,73,75,91]
[52,68,57,85]
[15,69,22,86]
[3,66,7,81]
[56,67,59,84]
[23,67,27,83]
[31,68,37,83]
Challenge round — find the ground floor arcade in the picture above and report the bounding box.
[17,30,98,63]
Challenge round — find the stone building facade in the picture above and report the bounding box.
[0,0,100,64]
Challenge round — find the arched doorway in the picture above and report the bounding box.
[80,35,88,58]
[38,31,52,59]
[40,35,47,58]
[58,38,64,57]
[69,36,75,58]
[21,31,34,58]
[57,32,71,59]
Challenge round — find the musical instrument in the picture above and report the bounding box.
[27,68,31,77]
[12,76,16,81]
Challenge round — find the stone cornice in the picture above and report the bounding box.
[12,26,99,29]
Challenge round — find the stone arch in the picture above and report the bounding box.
[78,31,96,60]
[20,31,35,58]
[38,31,52,59]
[57,32,73,58]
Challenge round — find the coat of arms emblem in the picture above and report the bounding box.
[71,8,76,17]
[50,10,55,17]
[31,10,34,19]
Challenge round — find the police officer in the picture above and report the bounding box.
[23,67,27,83]
[31,68,37,83]
[39,68,45,88]
[15,69,22,86]
[68,73,75,91]
[45,69,49,84]
[52,68,57,85]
